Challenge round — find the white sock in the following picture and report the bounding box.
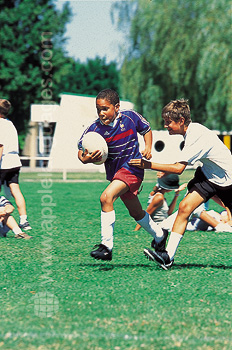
[136,211,164,243]
[101,210,115,250]
[12,226,23,235]
[20,215,27,224]
[166,232,183,261]
[161,211,178,231]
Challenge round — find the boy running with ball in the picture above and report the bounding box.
[78,89,166,261]
[129,99,232,269]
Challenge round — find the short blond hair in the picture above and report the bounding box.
[162,99,191,126]
[0,99,11,116]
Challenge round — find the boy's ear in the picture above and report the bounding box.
[115,103,120,112]
[179,116,185,126]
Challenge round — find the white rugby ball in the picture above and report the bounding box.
[82,132,108,165]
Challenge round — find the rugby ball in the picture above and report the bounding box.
[82,132,108,165]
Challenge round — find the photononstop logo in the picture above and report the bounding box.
[33,292,59,318]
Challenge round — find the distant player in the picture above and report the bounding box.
[129,99,232,269]
[0,195,32,239]
[78,89,166,261]
[161,199,232,234]
[0,99,32,231]
[134,173,187,231]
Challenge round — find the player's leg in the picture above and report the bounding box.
[145,190,205,269]
[165,190,205,257]
[134,194,162,231]
[91,179,129,260]
[4,215,32,239]
[122,195,166,246]
[9,183,26,215]
[171,190,205,234]
[9,182,32,230]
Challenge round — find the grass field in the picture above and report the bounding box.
[0,170,231,350]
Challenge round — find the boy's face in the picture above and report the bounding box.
[96,99,120,126]
[163,116,185,135]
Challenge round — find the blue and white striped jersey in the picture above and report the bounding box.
[0,196,12,207]
[78,110,151,181]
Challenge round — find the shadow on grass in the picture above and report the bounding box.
[175,263,232,270]
[79,262,232,271]
[79,263,154,271]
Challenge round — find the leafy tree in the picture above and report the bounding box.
[0,0,72,146]
[60,56,119,96]
[113,0,232,131]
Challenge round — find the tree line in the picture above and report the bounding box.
[113,0,232,130]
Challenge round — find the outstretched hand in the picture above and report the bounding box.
[176,183,188,192]
[129,158,151,169]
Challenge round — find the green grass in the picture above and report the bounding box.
[0,173,231,350]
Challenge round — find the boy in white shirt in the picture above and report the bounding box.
[0,99,32,231]
[129,99,232,269]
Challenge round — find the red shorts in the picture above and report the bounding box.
[112,168,143,200]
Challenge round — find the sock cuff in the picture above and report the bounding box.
[136,211,149,224]
[170,231,183,240]
[101,210,115,224]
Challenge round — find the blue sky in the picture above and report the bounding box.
[56,0,127,64]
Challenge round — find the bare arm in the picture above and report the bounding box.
[168,183,187,215]
[129,158,187,175]
[0,204,14,223]
[141,130,152,160]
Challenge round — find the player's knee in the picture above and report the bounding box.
[100,191,113,206]
[178,200,192,217]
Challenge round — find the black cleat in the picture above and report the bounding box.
[151,228,169,252]
[19,221,32,231]
[90,244,112,261]
[144,248,173,270]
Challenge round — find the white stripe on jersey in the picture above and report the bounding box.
[0,196,12,207]
[109,145,136,156]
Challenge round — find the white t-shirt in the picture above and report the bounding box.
[0,118,22,169]
[179,123,232,187]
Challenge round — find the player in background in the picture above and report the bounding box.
[0,99,32,231]
[0,195,32,239]
[135,172,232,250]
[129,99,232,269]
[134,173,187,231]
[161,198,232,234]
[78,89,167,261]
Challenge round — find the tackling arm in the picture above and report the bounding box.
[129,158,187,175]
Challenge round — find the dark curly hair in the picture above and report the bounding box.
[96,89,120,106]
